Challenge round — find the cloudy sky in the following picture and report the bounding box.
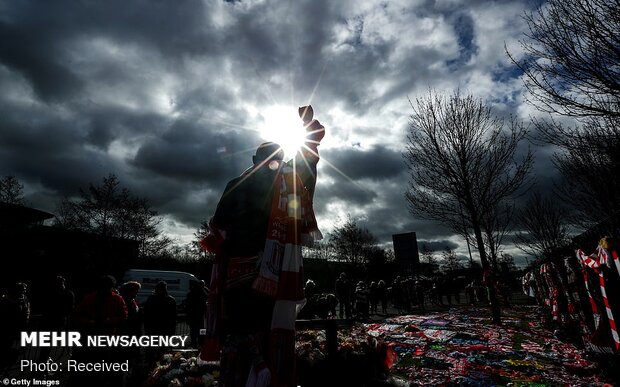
[1,0,554,266]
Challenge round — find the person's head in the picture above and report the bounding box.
[252,142,284,166]
[339,272,347,279]
[190,280,202,292]
[97,275,117,294]
[12,282,27,297]
[154,281,168,295]
[120,281,141,298]
[55,276,66,290]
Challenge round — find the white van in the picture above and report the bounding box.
[121,269,201,307]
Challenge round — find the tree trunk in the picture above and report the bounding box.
[472,223,502,324]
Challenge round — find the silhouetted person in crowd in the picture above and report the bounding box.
[299,279,320,319]
[39,276,75,362]
[73,275,127,335]
[118,281,143,384]
[43,276,75,331]
[0,282,30,367]
[415,280,425,310]
[369,281,378,315]
[12,282,30,327]
[335,272,352,319]
[378,280,388,315]
[143,281,177,336]
[69,275,127,387]
[119,281,142,336]
[200,106,325,387]
[355,281,370,320]
[186,280,208,347]
[466,281,476,304]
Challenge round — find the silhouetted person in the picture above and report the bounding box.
[335,272,352,319]
[69,275,127,387]
[0,283,29,367]
[43,276,75,331]
[186,280,208,347]
[117,281,143,383]
[355,281,370,320]
[73,275,127,335]
[13,282,30,327]
[415,280,425,310]
[119,281,142,336]
[300,279,318,319]
[369,281,379,315]
[39,276,75,362]
[200,106,325,387]
[377,280,388,315]
[143,281,177,336]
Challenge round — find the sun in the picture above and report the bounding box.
[258,105,307,160]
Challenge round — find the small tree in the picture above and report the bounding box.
[329,216,377,269]
[0,175,25,205]
[420,244,437,266]
[56,174,171,257]
[498,253,517,273]
[304,240,335,261]
[516,192,571,259]
[191,220,212,259]
[440,248,463,274]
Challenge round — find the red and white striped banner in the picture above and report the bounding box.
[576,248,619,351]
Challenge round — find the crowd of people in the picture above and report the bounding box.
[298,272,503,321]
[0,274,210,385]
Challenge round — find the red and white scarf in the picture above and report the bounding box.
[576,247,619,351]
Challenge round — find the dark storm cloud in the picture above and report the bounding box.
[0,0,218,102]
[131,120,258,185]
[417,240,460,253]
[447,13,478,68]
[313,181,378,215]
[356,184,457,244]
[321,145,404,181]
[0,0,555,256]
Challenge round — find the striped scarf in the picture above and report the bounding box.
[252,163,321,387]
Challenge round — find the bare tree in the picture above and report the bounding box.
[498,253,517,273]
[543,118,620,228]
[440,248,463,274]
[419,244,439,276]
[481,202,514,270]
[0,175,25,205]
[404,91,533,323]
[516,192,571,259]
[508,0,620,118]
[191,220,213,259]
[55,174,171,257]
[304,240,334,261]
[420,244,437,266]
[329,215,377,269]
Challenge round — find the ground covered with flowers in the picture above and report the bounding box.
[145,306,618,386]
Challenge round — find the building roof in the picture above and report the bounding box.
[0,201,54,227]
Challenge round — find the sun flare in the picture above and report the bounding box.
[258,105,307,160]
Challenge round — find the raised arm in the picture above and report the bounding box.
[294,105,325,200]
